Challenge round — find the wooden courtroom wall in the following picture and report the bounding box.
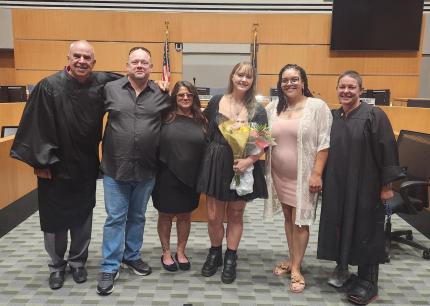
[0,50,15,84]
[0,136,36,209]
[11,9,423,104]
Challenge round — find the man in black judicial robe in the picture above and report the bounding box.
[317,71,405,305]
[10,40,120,290]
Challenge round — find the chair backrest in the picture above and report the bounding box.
[396,130,430,208]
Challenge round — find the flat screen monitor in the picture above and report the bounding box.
[3,86,27,102]
[360,89,390,106]
[196,87,210,96]
[0,86,8,102]
[330,0,424,51]
[269,88,278,97]
[407,99,430,108]
[1,126,18,137]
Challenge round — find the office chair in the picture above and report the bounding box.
[384,130,430,262]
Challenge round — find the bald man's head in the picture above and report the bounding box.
[67,40,96,83]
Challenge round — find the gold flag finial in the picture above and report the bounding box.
[165,21,169,36]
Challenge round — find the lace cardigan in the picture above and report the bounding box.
[264,97,332,226]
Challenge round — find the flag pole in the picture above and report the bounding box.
[252,23,259,87]
[163,21,171,83]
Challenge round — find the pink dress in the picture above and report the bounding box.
[271,117,299,207]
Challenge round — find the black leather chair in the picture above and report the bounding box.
[385,130,430,262]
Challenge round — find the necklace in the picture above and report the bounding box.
[229,95,246,122]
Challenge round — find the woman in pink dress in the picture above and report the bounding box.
[265,64,332,293]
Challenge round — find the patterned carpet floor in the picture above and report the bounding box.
[1,180,429,305]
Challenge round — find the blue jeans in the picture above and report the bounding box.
[101,175,155,273]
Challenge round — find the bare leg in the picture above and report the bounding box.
[273,203,294,274]
[157,212,175,264]
[225,200,246,250]
[176,212,191,263]
[290,207,309,275]
[206,195,226,247]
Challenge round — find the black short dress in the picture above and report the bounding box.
[152,115,207,213]
[196,95,268,202]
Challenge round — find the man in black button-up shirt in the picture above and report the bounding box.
[97,47,170,296]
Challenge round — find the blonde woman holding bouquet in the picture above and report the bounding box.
[265,64,332,293]
[197,62,268,284]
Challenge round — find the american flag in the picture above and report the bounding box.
[162,33,171,82]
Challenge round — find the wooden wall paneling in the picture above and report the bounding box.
[256,14,331,44]
[179,13,258,43]
[12,9,182,42]
[0,103,25,129]
[14,40,182,73]
[13,9,262,44]
[258,45,420,75]
[379,106,430,135]
[14,70,183,88]
[14,70,56,85]
[257,75,420,104]
[0,50,15,84]
[326,104,430,135]
[0,136,36,209]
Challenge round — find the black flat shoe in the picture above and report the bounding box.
[161,255,178,272]
[347,279,378,305]
[49,271,65,290]
[175,253,191,271]
[70,266,87,283]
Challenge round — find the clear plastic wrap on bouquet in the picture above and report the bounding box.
[230,165,254,196]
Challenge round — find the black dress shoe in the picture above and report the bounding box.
[221,251,237,284]
[347,279,378,305]
[337,274,359,293]
[71,266,87,283]
[201,248,223,277]
[49,271,65,290]
[161,255,178,272]
[175,253,191,271]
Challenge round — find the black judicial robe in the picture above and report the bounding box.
[317,103,405,266]
[10,70,121,233]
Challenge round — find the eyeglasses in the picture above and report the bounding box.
[177,93,194,98]
[281,77,300,85]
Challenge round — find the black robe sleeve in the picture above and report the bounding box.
[370,107,406,184]
[10,79,60,169]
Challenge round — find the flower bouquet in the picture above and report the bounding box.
[219,118,274,196]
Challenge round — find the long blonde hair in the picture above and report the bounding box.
[227,62,257,119]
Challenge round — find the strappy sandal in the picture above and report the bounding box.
[273,261,291,276]
[290,272,305,293]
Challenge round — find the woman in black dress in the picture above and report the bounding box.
[152,81,207,272]
[197,62,268,283]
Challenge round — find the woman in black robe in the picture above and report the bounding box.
[152,81,207,272]
[317,71,405,305]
